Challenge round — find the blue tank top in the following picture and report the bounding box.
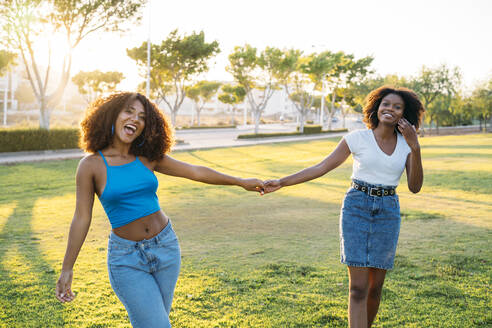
[98,151,161,228]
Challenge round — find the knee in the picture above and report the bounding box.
[368,285,383,301]
[349,285,368,302]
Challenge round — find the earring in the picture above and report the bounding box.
[138,139,145,147]
[111,124,114,136]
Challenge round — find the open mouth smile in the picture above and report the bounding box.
[124,124,137,135]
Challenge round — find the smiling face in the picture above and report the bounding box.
[113,99,146,144]
[377,93,405,126]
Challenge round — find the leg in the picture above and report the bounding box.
[348,266,370,328]
[367,268,387,327]
[109,265,171,328]
[152,243,181,315]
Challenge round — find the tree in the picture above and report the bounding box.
[469,79,492,131]
[324,53,373,130]
[411,64,461,133]
[72,70,124,104]
[0,0,145,129]
[218,84,246,125]
[127,30,220,126]
[0,50,16,76]
[15,81,36,107]
[186,80,221,126]
[226,45,282,134]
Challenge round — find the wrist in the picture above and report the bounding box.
[410,144,421,152]
[279,178,287,187]
[237,177,245,188]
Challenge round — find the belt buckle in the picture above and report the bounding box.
[369,187,382,197]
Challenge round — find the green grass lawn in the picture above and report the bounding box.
[0,134,491,327]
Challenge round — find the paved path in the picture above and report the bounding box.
[0,124,348,165]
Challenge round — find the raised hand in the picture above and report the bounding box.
[56,270,76,303]
[240,178,265,195]
[263,179,282,194]
[398,118,420,151]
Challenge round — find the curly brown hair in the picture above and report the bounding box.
[79,92,174,161]
[363,86,425,131]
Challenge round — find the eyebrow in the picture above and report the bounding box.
[129,106,146,114]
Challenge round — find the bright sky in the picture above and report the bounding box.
[70,0,491,91]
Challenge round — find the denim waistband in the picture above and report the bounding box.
[109,220,173,247]
[352,179,397,190]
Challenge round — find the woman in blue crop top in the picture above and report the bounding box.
[55,92,265,327]
[262,86,425,327]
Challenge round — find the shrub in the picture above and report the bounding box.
[297,125,322,134]
[0,128,80,152]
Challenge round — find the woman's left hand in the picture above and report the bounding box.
[398,118,420,151]
[239,178,265,195]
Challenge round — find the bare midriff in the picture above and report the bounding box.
[112,210,169,241]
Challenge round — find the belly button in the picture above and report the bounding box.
[145,228,149,233]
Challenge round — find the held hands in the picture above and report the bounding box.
[263,179,282,194]
[240,178,265,195]
[56,270,76,303]
[397,118,420,151]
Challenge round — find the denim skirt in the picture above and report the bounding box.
[339,179,401,270]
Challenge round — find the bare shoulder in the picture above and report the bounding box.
[77,153,103,174]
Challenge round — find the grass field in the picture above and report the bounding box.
[0,134,491,327]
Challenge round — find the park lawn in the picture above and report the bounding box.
[0,133,491,327]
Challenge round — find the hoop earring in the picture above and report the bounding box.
[111,124,114,136]
[369,111,376,122]
[138,139,145,147]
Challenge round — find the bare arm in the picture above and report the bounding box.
[398,119,423,193]
[264,139,351,193]
[405,148,423,193]
[154,155,264,192]
[56,157,95,302]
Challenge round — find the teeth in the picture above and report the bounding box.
[124,124,136,132]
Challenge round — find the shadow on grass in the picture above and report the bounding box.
[0,199,65,327]
[0,160,78,327]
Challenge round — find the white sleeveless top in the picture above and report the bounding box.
[343,129,411,187]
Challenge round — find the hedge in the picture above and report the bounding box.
[0,128,80,152]
[237,128,348,139]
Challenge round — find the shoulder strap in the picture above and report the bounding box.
[98,150,109,167]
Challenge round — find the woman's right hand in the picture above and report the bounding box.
[263,179,282,194]
[56,269,76,303]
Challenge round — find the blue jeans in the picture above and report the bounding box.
[107,221,181,327]
[340,179,401,270]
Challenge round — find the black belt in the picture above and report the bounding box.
[351,181,395,197]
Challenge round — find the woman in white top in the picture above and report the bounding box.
[263,86,424,327]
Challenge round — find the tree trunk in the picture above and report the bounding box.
[197,109,201,126]
[488,115,492,132]
[327,110,334,131]
[254,110,261,134]
[299,111,305,133]
[171,110,177,127]
[39,99,50,130]
[230,106,235,125]
[435,117,439,134]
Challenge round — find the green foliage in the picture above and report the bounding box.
[72,70,124,103]
[296,125,322,133]
[0,128,79,152]
[0,49,16,76]
[217,84,246,106]
[127,30,220,125]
